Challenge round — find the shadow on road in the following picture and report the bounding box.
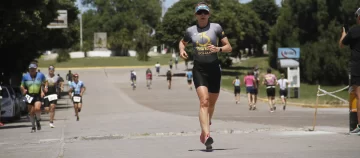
[188,148,238,152]
[0,124,32,130]
[158,73,186,77]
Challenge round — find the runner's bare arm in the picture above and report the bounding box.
[68,87,73,97]
[179,39,188,59]
[80,86,86,96]
[218,37,232,53]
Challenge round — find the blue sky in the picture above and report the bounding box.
[76,0,282,13]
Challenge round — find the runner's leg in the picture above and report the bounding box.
[208,93,219,125]
[34,101,42,130]
[28,104,36,132]
[196,86,210,136]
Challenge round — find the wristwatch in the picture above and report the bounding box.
[219,47,222,52]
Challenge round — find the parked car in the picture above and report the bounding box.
[1,86,21,121]
[12,86,27,115]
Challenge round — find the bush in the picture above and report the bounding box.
[56,49,70,63]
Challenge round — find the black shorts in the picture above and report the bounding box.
[279,89,288,97]
[187,79,192,84]
[44,94,58,107]
[25,94,42,105]
[266,86,276,97]
[72,94,83,104]
[167,77,172,81]
[234,86,240,95]
[192,60,221,93]
[156,68,160,73]
[170,65,173,69]
[351,75,360,86]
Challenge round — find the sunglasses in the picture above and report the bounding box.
[196,10,209,15]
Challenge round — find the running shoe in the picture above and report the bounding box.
[200,133,214,150]
[350,124,360,134]
[50,123,55,128]
[36,120,41,130]
[31,127,36,133]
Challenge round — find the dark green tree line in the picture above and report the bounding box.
[80,0,162,58]
[0,0,79,85]
[268,0,360,85]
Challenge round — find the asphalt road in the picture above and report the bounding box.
[0,64,357,158]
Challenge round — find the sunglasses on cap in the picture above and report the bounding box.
[49,66,55,70]
[196,10,209,15]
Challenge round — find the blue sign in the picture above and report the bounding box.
[277,48,300,59]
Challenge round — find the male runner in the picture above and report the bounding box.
[21,62,47,132]
[130,70,137,88]
[155,62,161,76]
[68,74,86,121]
[166,69,172,89]
[253,66,260,104]
[44,66,61,128]
[339,8,360,134]
[66,70,73,86]
[169,59,173,70]
[277,73,289,110]
[262,68,278,112]
[185,70,193,90]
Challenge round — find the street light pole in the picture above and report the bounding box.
[80,13,83,51]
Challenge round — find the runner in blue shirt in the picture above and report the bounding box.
[68,73,86,121]
[20,62,47,133]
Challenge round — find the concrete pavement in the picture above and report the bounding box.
[0,63,359,158]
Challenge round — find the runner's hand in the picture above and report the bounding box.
[41,92,45,98]
[207,45,219,53]
[180,50,188,60]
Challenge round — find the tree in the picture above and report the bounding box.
[157,0,266,67]
[80,0,162,56]
[248,0,280,26]
[0,0,79,85]
[268,0,360,85]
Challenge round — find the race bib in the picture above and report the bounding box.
[25,94,34,103]
[73,96,81,102]
[47,94,58,101]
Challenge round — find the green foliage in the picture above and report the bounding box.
[248,0,280,26]
[0,0,79,80]
[56,49,71,63]
[81,0,161,55]
[268,0,359,85]
[157,0,267,55]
